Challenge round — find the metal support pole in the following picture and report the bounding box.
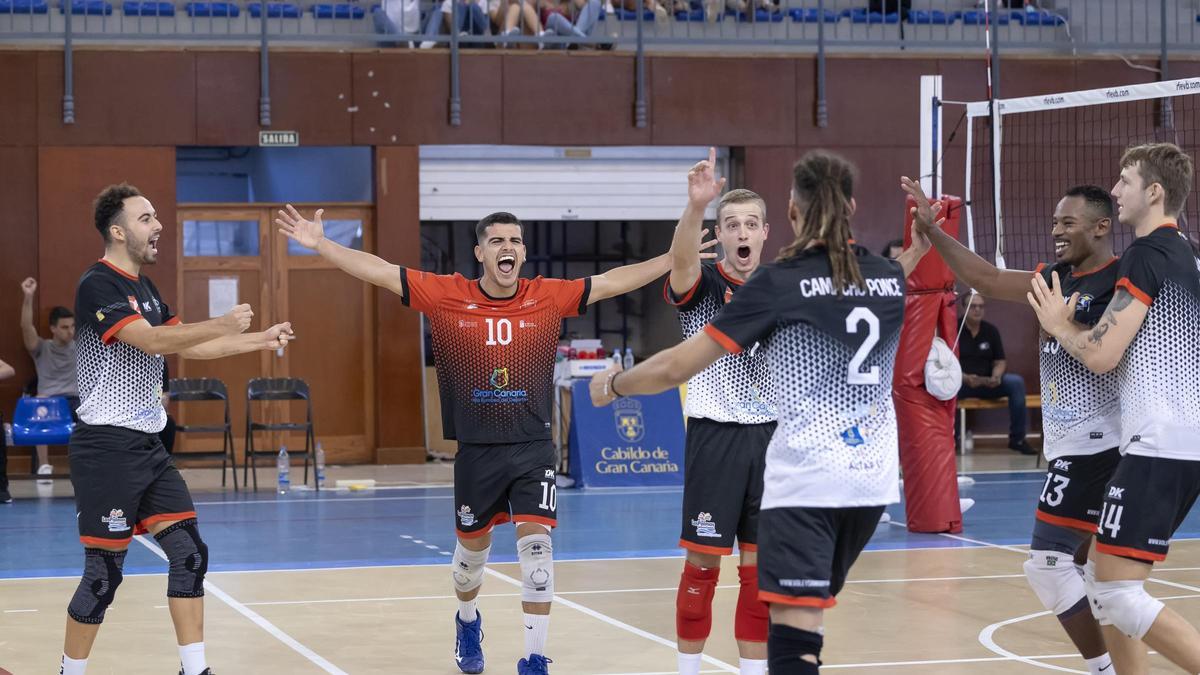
[815,0,827,128]
[63,2,75,124]
[634,0,647,128]
[259,5,271,126]
[449,0,462,127]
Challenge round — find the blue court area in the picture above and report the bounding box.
[6,470,1200,580]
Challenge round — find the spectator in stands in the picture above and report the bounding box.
[957,293,1036,455]
[373,0,421,47]
[0,356,14,503]
[618,0,686,24]
[491,0,542,45]
[881,238,904,259]
[418,0,490,49]
[538,0,602,43]
[20,278,78,479]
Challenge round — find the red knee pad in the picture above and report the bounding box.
[676,562,720,641]
[735,565,769,643]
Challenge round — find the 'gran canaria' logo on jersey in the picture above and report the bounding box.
[472,368,527,404]
[613,397,645,442]
[490,367,510,390]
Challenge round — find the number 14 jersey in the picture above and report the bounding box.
[400,268,591,444]
[704,246,907,509]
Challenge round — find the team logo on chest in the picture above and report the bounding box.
[613,397,645,442]
[723,286,734,304]
[490,367,510,390]
[127,296,141,313]
[1075,294,1094,312]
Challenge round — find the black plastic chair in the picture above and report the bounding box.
[244,377,317,491]
[168,378,239,490]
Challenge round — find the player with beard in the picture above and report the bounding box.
[61,183,294,675]
[902,178,1118,675]
[1029,143,1200,674]
[663,148,775,675]
[276,204,712,675]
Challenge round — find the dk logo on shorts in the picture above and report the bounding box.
[613,398,645,443]
[101,508,130,533]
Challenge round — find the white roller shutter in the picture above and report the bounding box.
[419,145,727,221]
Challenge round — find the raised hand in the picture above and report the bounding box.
[276,205,326,250]
[1027,271,1078,338]
[263,322,295,350]
[687,147,727,208]
[698,232,720,260]
[900,176,946,235]
[221,303,254,334]
[20,277,36,296]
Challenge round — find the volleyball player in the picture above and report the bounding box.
[662,148,774,675]
[591,151,927,673]
[62,184,294,675]
[277,205,710,675]
[903,178,1118,674]
[1029,142,1200,674]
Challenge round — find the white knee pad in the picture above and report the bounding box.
[1091,579,1164,639]
[1080,559,1111,625]
[517,533,554,603]
[1024,550,1087,616]
[452,542,490,594]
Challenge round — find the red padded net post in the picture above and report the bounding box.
[893,195,963,533]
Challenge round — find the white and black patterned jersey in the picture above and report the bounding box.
[665,262,776,424]
[74,261,177,434]
[706,246,906,509]
[1034,258,1122,460]
[1114,224,1200,461]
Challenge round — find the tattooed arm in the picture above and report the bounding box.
[1027,273,1149,374]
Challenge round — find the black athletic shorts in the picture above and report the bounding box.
[1095,454,1200,563]
[1035,448,1122,534]
[69,422,197,548]
[757,505,885,608]
[679,418,774,556]
[454,439,557,539]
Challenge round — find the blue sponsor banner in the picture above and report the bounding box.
[567,379,685,487]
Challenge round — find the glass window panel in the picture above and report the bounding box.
[183,220,260,257]
[288,219,364,256]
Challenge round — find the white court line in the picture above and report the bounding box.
[961,468,1046,475]
[825,652,1079,669]
[133,535,348,675]
[482,567,740,674]
[978,610,1087,674]
[3,608,38,613]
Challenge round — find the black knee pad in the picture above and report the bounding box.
[154,518,208,598]
[768,623,823,674]
[68,548,127,624]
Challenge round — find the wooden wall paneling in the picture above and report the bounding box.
[800,57,939,149]
[0,147,39,426]
[266,51,356,146]
[0,52,39,147]
[742,145,799,263]
[195,51,261,147]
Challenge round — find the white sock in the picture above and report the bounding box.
[60,655,87,675]
[459,598,478,622]
[1084,653,1112,675]
[738,657,767,675]
[179,642,207,675]
[523,612,550,658]
[677,651,702,675]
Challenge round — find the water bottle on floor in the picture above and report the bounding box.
[277,445,290,495]
[623,347,634,370]
[315,442,326,485]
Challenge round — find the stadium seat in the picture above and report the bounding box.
[907,9,958,25]
[613,8,654,21]
[674,8,703,21]
[789,7,838,22]
[61,0,112,14]
[845,8,898,24]
[0,0,51,14]
[10,397,74,447]
[122,0,174,15]
[311,3,365,19]
[248,2,300,18]
[731,8,782,22]
[960,9,1010,25]
[186,1,239,16]
[1014,9,1066,26]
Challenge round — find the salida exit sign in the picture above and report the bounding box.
[259,130,299,147]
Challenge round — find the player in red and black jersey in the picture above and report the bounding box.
[61,184,293,675]
[277,205,706,675]
[1030,143,1200,674]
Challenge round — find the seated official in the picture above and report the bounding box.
[958,294,1035,455]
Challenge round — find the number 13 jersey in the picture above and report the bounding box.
[400,268,591,445]
[705,246,906,509]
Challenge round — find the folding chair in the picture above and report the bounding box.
[168,378,239,490]
[244,377,317,491]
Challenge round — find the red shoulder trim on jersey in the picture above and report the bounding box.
[679,539,733,556]
[758,591,837,608]
[1035,509,1098,534]
[1115,277,1152,307]
[98,258,139,281]
[1095,542,1166,562]
[703,324,743,354]
[716,262,744,286]
[1071,257,1119,278]
[102,315,142,345]
[664,274,702,307]
[80,535,133,548]
[1033,263,1046,276]
[164,316,181,326]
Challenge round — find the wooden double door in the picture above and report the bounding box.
[173,204,376,466]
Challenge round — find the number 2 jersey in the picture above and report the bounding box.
[1113,224,1200,461]
[1033,258,1122,460]
[400,269,591,445]
[705,245,906,509]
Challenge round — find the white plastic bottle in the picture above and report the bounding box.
[623,347,634,370]
[315,442,326,485]
[277,446,290,495]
